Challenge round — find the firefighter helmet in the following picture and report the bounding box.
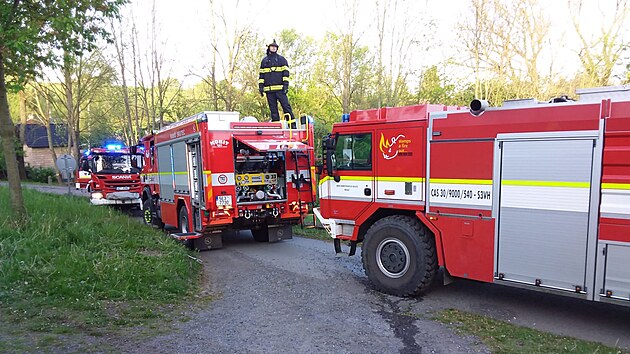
[267,39,279,49]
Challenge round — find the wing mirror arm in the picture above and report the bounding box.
[323,133,338,179]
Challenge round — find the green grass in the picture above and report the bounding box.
[436,308,627,354]
[292,224,331,241]
[292,214,332,241]
[0,186,202,350]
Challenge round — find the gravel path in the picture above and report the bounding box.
[120,233,487,354]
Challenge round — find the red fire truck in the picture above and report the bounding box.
[139,112,315,250]
[76,144,144,208]
[315,85,630,306]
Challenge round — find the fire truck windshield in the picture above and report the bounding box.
[90,153,143,174]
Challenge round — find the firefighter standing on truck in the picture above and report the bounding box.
[259,39,295,123]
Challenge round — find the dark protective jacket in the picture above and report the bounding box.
[259,51,289,93]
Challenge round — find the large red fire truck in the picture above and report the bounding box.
[76,144,143,208]
[139,112,315,250]
[315,85,630,306]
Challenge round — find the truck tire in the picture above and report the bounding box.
[143,199,153,225]
[179,207,190,233]
[143,198,164,229]
[251,225,269,242]
[361,215,437,297]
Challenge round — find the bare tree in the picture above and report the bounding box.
[375,0,427,107]
[36,51,115,160]
[458,0,553,102]
[570,0,629,87]
[203,0,257,112]
[28,89,63,183]
[110,18,136,146]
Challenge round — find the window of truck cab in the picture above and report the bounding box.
[334,133,372,170]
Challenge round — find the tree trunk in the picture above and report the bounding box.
[63,62,78,162]
[36,94,63,184]
[45,122,62,184]
[0,54,26,218]
[17,89,27,179]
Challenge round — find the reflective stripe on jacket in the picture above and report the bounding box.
[259,53,289,92]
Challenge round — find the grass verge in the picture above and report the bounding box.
[292,225,331,241]
[292,214,331,241]
[0,187,202,351]
[436,308,627,354]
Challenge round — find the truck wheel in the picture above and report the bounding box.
[361,215,437,297]
[143,199,164,229]
[143,199,153,225]
[179,207,190,233]
[251,226,269,242]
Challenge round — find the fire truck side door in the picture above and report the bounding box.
[187,140,203,207]
[495,134,598,293]
[322,130,375,222]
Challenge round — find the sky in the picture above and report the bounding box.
[122,0,629,89]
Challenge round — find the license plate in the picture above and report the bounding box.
[216,195,232,207]
[116,186,130,191]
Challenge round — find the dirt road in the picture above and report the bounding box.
[121,232,487,354]
[119,232,630,353]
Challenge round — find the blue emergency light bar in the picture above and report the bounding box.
[106,143,123,151]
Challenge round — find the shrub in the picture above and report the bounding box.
[25,166,57,183]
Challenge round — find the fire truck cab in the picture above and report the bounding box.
[77,144,143,208]
[315,85,630,306]
[140,111,316,250]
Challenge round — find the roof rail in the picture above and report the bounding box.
[576,85,630,102]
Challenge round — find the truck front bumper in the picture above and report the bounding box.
[312,207,337,238]
[313,207,357,256]
[90,191,142,208]
[90,198,142,207]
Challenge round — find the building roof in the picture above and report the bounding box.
[16,124,69,148]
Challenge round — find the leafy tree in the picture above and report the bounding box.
[0,0,126,218]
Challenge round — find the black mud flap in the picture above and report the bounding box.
[268,225,293,243]
[192,233,223,251]
[334,239,357,257]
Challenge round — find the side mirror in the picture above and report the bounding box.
[326,153,334,177]
[322,133,338,178]
[130,146,138,154]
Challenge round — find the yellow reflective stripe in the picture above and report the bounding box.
[203,170,212,175]
[501,180,590,188]
[263,85,284,91]
[601,183,630,190]
[377,176,424,182]
[173,171,188,175]
[145,172,184,176]
[319,175,426,185]
[260,66,288,73]
[431,178,493,185]
[258,79,264,83]
[282,77,289,82]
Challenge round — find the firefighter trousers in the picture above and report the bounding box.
[265,90,295,124]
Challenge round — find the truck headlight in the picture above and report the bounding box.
[91,192,103,200]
